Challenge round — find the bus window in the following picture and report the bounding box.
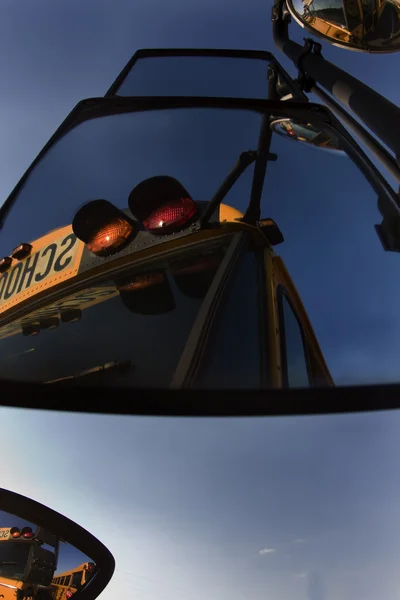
[193,243,265,388]
[71,571,82,589]
[0,542,30,581]
[278,289,310,388]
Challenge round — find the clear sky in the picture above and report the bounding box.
[2,406,400,600]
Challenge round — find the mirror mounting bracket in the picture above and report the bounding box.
[296,38,322,93]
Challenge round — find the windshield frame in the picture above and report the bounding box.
[104,47,308,101]
[0,97,398,247]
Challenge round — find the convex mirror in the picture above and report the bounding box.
[286,0,400,53]
[0,489,114,600]
[270,117,344,153]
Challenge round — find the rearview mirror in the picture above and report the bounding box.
[0,488,114,600]
[286,0,400,53]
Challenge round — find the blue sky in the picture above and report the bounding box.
[2,406,400,600]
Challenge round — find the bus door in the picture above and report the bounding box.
[174,229,271,389]
[176,227,333,390]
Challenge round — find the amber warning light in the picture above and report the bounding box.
[10,527,21,538]
[9,526,34,539]
[72,199,136,257]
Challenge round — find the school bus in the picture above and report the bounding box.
[0,187,333,389]
[0,48,336,390]
[51,563,95,600]
[0,526,56,600]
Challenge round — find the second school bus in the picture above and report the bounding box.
[51,562,95,600]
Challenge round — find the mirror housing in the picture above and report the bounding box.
[258,219,285,245]
[0,488,115,600]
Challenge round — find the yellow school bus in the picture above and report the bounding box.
[0,49,339,390]
[0,526,54,600]
[0,184,333,389]
[51,562,95,600]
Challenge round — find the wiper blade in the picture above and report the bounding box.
[44,360,133,385]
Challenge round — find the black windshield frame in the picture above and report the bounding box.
[104,48,308,101]
[0,97,397,242]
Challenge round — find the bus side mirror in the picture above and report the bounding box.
[285,0,400,53]
[0,488,115,600]
[258,218,284,246]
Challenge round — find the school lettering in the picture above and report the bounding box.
[3,262,23,300]
[16,252,40,293]
[54,234,77,272]
[35,244,57,282]
[0,233,79,304]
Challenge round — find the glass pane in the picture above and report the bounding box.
[263,119,400,388]
[194,245,263,389]
[71,572,81,589]
[114,56,270,98]
[281,293,310,388]
[0,108,261,258]
[0,240,229,387]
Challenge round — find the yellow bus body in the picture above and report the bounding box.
[0,528,52,600]
[0,203,333,388]
[51,563,95,600]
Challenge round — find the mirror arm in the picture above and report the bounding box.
[272,0,400,166]
[243,114,276,223]
[197,150,257,228]
[311,84,400,182]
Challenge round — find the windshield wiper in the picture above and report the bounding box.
[0,562,22,566]
[44,360,133,385]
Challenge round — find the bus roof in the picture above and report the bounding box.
[0,203,244,319]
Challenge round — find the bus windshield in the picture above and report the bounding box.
[0,108,262,258]
[0,239,229,387]
[0,543,30,581]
